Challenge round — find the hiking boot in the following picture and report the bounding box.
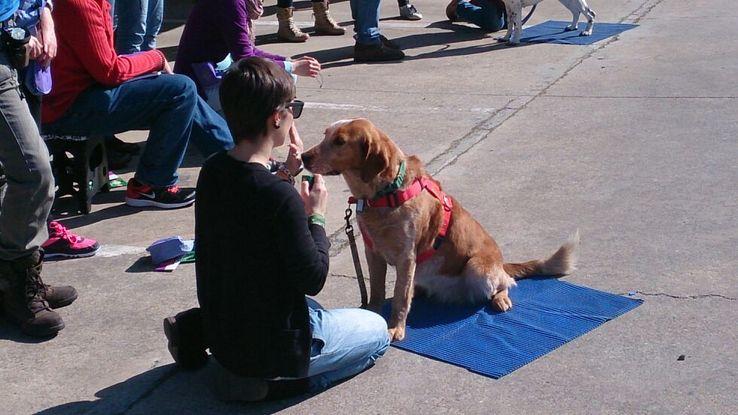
[0,251,65,337]
[399,4,423,21]
[446,0,459,22]
[313,1,345,35]
[125,178,196,209]
[163,308,208,370]
[354,42,405,62]
[277,7,310,42]
[42,221,100,259]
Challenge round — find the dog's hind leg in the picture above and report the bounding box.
[580,0,595,36]
[560,0,582,31]
[366,248,388,314]
[462,255,515,311]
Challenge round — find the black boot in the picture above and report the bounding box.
[0,251,65,337]
[35,252,78,309]
[163,307,208,370]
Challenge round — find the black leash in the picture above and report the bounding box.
[344,206,368,308]
[521,4,538,26]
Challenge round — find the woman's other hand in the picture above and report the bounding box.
[292,56,320,78]
[286,124,304,175]
[301,174,327,217]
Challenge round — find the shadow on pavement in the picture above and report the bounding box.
[0,320,59,343]
[35,362,322,415]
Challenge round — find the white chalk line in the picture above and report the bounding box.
[304,101,499,113]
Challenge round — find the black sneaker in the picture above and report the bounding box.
[125,178,196,209]
[379,35,400,50]
[354,42,405,62]
[163,308,208,370]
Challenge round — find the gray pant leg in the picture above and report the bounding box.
[0,52,54,261]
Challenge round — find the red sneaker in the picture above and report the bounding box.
[125,178,196,209]
[42,221,100,259]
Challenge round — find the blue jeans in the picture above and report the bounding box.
[115,0,164,53]
[43,74,233,187]
[457,0,506,32]
[350,0,381,45]
[306,298,390,391]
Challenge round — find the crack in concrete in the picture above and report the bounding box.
[622,291,736,301]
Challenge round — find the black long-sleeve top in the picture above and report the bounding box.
[195,151,330,378]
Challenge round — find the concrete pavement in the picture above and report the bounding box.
[1,0,736,413]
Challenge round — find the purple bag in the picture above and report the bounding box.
[24,60,52,96]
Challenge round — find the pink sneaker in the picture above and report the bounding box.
[42,221,100,259]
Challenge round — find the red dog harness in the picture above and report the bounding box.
[348,176,453,263]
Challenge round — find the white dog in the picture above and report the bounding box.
[499,0,596,45]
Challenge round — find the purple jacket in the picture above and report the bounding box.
[174,0,286,95]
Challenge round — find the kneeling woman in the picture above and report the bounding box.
[164,57,389,401]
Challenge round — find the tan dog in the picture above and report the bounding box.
[302,118,578,342]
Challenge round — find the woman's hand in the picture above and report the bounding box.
[301,174,327,217]
[37,6,56,67]
[286,124,304,175]
[291,56,321,78]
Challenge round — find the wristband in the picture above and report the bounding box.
[283,60,293,74]
[308,214,326,228]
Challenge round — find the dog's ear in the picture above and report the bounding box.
[360,130,390,183]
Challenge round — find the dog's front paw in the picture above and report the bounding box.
[388,326,406,342]
[564,25,578,32]
[580,29,593,36]
[496,36,509,43]
[492,294,513,312]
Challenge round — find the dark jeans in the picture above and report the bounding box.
[43,74,233,187]
[457,0,506,32]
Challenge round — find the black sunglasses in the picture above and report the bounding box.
[286,100,304,119]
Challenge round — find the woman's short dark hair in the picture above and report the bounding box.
[219,57,296,143]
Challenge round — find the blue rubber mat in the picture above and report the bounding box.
[520,20,637,45]
[382,278,642,378]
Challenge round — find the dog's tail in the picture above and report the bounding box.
[503,230,580,280]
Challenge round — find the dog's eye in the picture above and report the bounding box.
[334,136,345,146]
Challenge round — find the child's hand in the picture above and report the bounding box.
[292,56,320,78]
[286,124,304,175]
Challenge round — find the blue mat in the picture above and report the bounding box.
[520,20,637,45]
[382,278,642,378]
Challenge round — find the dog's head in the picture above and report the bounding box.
[303,118,402,184]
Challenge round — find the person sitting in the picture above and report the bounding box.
[445,0,506,32]
[42,0,234,209]
[163,57,390,401]
[174,0,321,111]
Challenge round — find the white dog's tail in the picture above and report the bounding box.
[503,231,580,280]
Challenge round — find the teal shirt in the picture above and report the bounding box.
[0,0,20,22]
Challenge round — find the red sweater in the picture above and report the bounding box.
[42,0,165,124]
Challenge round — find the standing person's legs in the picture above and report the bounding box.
[0,60,53,261]
[397,0,422,20]
[115,0,148,54]
[143,0,164,51]
[306,299,390,391]
[277,0,310,42]
[350,0,381,45]
[43,75,231,188]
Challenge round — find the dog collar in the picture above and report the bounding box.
[373,160,406,199]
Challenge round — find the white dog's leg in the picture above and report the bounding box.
[509,1,524,45]
[497,1,516,43]
[560,0,581,31]
[580,0,596,36]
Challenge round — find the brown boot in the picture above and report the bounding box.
[277,7,310,42]
[313,1,345,36]
[0,251,65,337]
